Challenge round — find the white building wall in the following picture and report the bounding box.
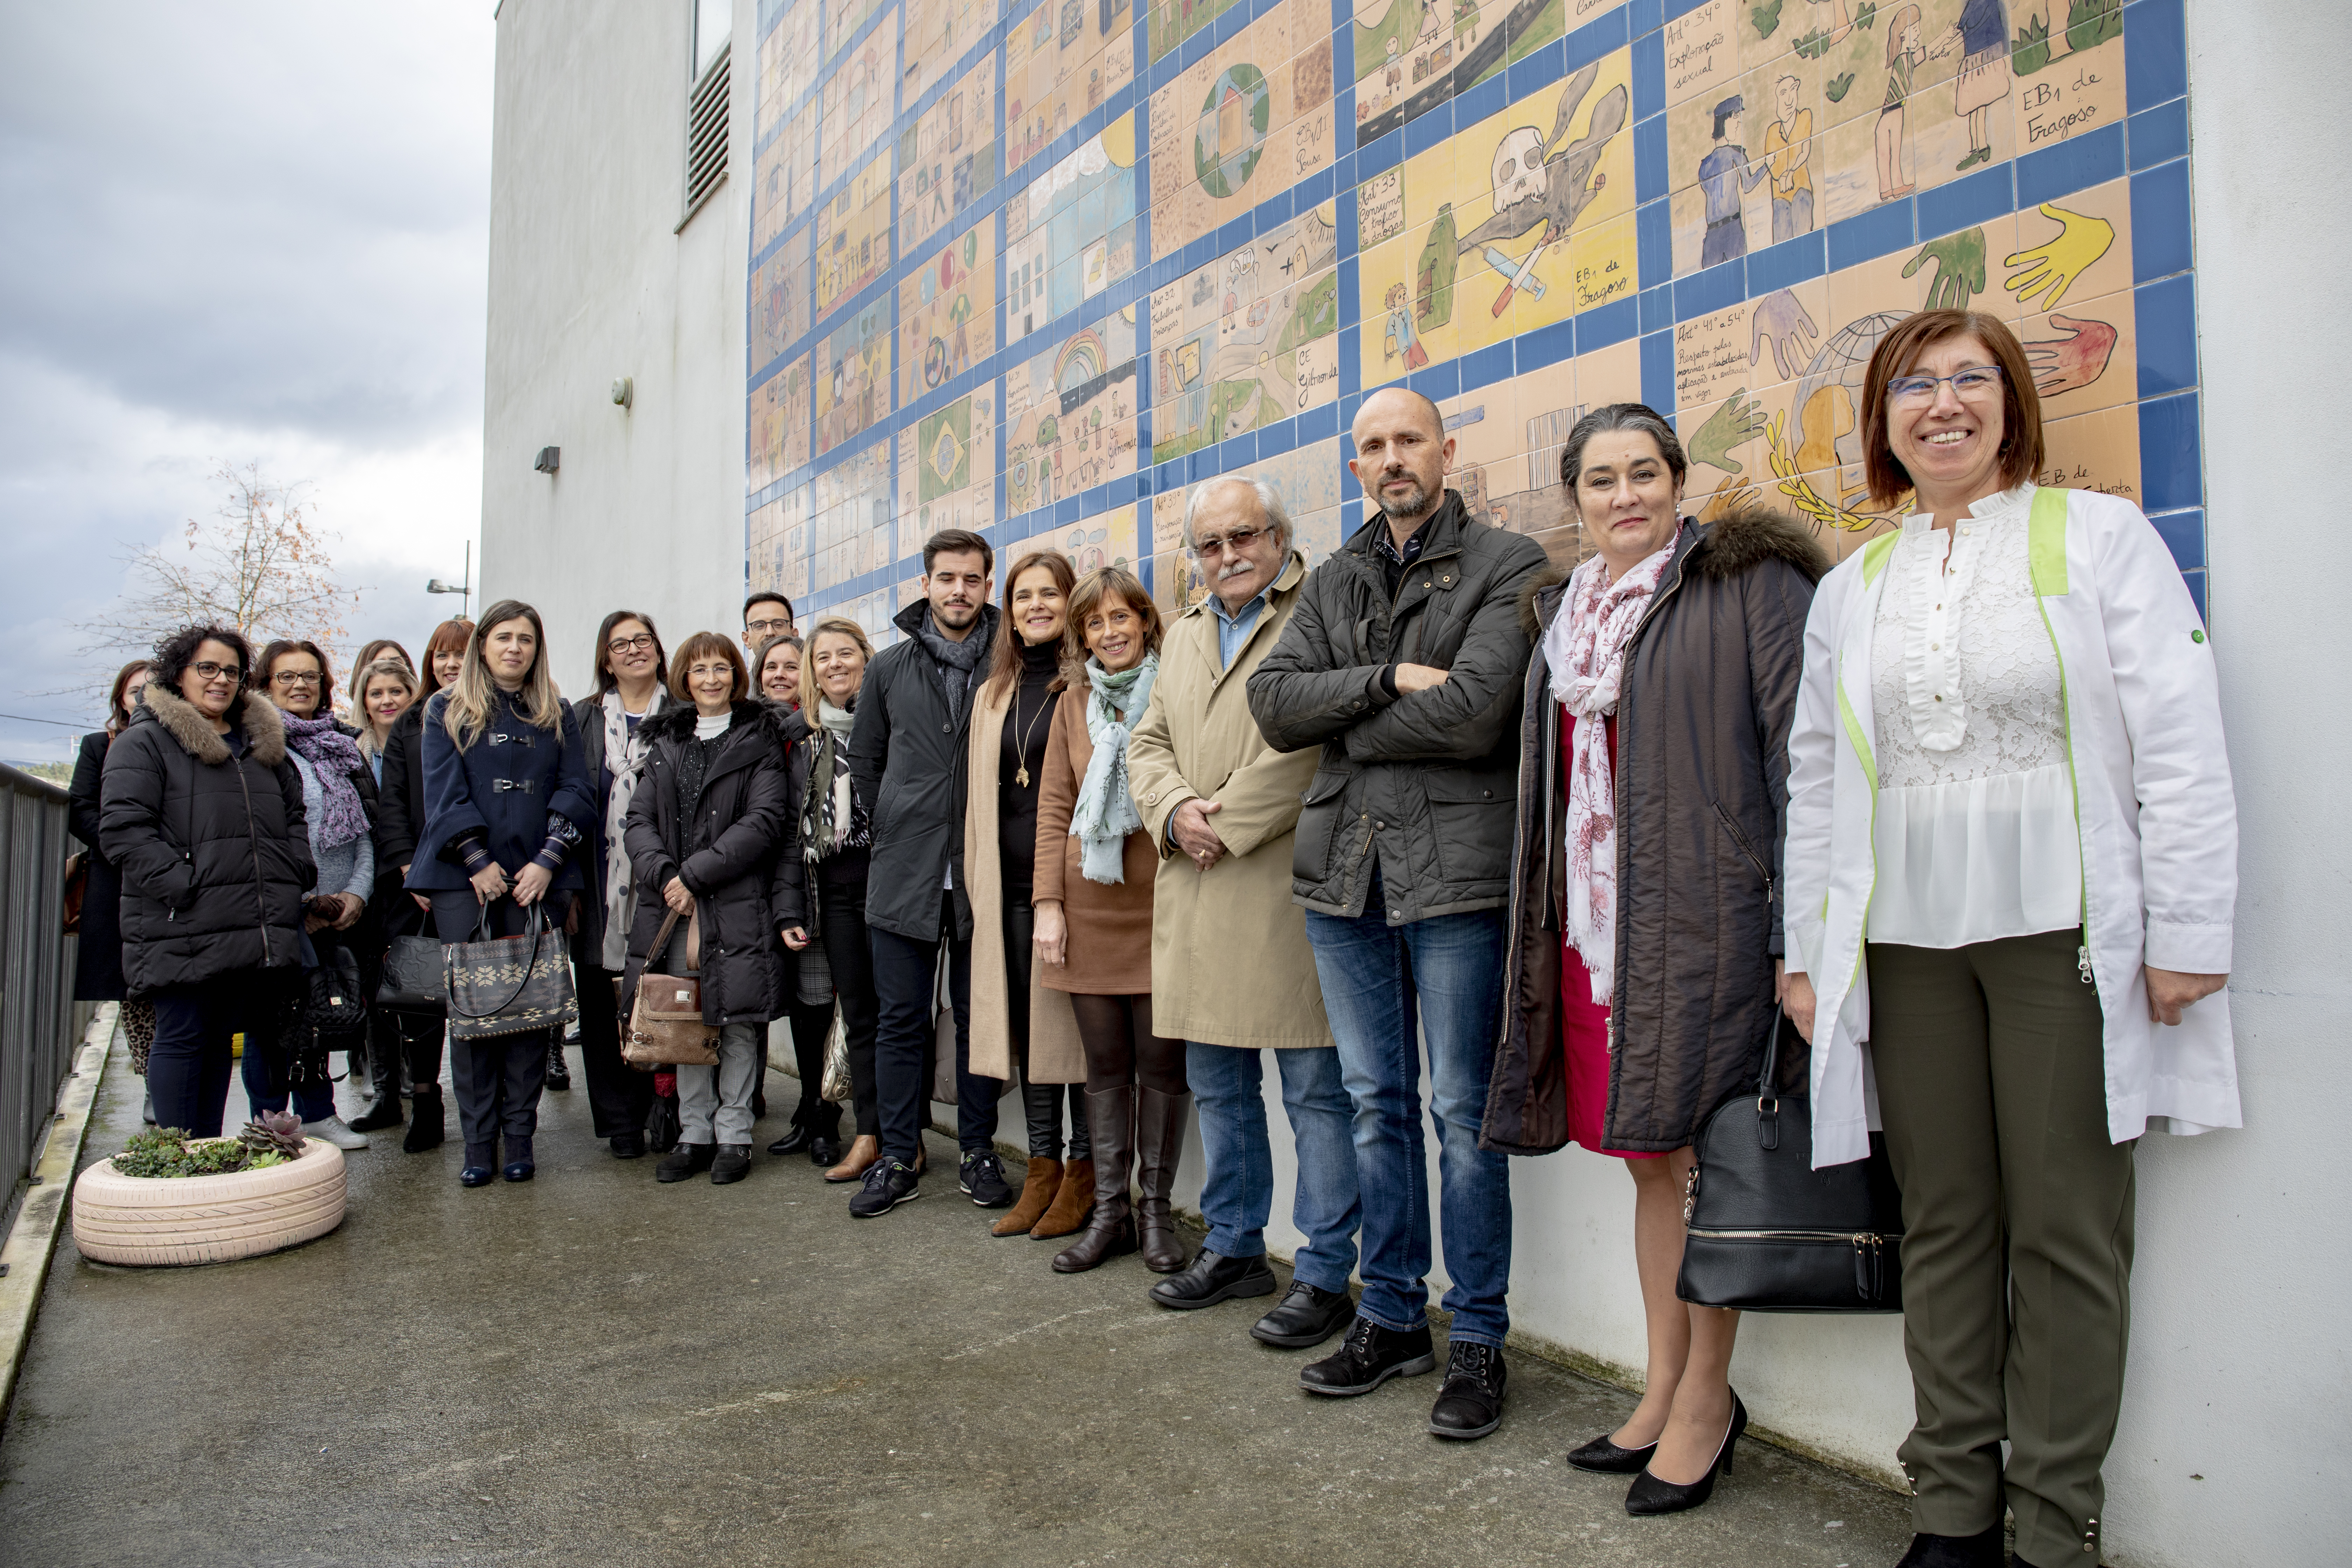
[483,1,2349,1561]
[481,0,755,698]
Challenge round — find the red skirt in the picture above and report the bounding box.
[1557,702,1659,1160]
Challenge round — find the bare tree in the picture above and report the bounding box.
[69,463,359,698]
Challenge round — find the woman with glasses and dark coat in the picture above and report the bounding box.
[407,601,596,1186]
[102,625,314,1138]
[572,610,671,1158]
[621,633,793,1186]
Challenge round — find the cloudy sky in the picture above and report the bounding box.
[0,2,494,766]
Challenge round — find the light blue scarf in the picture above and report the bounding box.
[1070,651,1158,884]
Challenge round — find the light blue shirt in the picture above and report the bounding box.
[1209,589,1269,670]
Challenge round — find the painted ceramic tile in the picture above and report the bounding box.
[1664,0,1742,110]
[1146,0,1247,65]
[1003,307,1141,516]
[1351,0,1568,145]
[1356,47,1633,382]
[2018,283,2133,420]
[1004,113,1140,346]
[812,442,896,590]
[1009,503,1141,576]
[828,0,891,59]
[1006,0,1136,174]
[896,384,1000,537]
[905,0,999,96]
[753,118,820,254]
[1149,0,1335,258]
[749,355,813,492]
[813,150,896,324]
[815,296,894,457]
[760,0,824,128]
[2039,397,2140,508]
[749,487,815,601]
[1667,52,1826,273]
[899,218,999,405]
[822,11,902,191]
[1149,203,1342,462]
[752,227,813,374]
[898,51,1000,255]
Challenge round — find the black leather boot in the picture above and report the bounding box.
[544,1034,571,1091]
[1053,1087,1137,1273]
[349,1015,405,1132]
[1134,1086,1191,1273]
[402,1085,445,1153]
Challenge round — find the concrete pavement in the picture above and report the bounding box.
[0,1038,1913,1567]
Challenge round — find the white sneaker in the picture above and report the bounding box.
[302,1115,370,1150]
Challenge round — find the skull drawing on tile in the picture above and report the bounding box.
[1492,128,1548,211]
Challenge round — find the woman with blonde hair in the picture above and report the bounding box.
[1782,310,2237,1568]
[1036,566,1188,1274]
[347,654,425,1133]
[776,616,888,1181]
[407,602,596,1185]
[966,552,1094,1240]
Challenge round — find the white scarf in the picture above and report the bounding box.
[598,688,664,971]
[1070,652,1157,884]
[1542,544,1675,1004]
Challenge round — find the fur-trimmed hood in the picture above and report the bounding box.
[135,683,288,766]
[1517,505,1830,638]
[640,696,770,746]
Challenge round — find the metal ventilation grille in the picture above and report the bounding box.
[683,46,729,221]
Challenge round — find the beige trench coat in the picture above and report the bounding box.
[1128,552,1330,1050]
[964,675,1088,1084]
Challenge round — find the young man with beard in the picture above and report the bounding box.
[1247,386,1547,1440]
[845,530,1014,1216]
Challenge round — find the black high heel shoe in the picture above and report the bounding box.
[1566,1430,1659,1474]
[1623,1392,1746,1516]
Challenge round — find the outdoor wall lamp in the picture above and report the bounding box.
[534,447,559,473]
[612,376,633,408]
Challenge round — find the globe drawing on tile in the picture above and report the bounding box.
[1792,312,1905,472]
[1195,65,1271,200]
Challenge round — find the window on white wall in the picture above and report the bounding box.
[680,0,730,226]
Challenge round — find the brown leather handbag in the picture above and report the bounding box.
[622,907,720,1067]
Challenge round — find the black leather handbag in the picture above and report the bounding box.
[303,940,369,1043]
[1676,1015,1906,1313]
[377,934,447,1013]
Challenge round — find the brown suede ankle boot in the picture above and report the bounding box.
[1030,1157,1095,1239]
[1135,1086,1192,1273]
[1054,1089,1136,1273]
[993,1157,1062,1236]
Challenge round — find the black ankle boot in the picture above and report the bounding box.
[1893,1525,2006,1568]
[403,1086,445,1153]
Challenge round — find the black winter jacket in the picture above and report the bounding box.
[619,701,792,1026]
[69,729,130,1000]
[1481,509,1825,1156]
[100,687,316,993]
[1247,492,1549,924]
[847,599,1000,942]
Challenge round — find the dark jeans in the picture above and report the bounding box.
[148,969,288,1138]
[1005,898,1088,1160]
[822,875,882,1137]
[432,890,566,1159]
[574,948,654,1139]
[870,892,998,1163]
[239,1017,336,1125]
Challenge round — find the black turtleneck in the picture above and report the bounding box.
[998,637,1062,902]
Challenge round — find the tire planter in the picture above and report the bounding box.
[71,1140,346,1266]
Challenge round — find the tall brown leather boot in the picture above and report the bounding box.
[1135,1086,1192,1273]
[1030,1157,1094,1239]
[1053,1088,1136,1273]
[992,1157,1062,1236]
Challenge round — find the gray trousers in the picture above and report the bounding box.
[679,1022,762,1147]
[1868,928,2134,1568]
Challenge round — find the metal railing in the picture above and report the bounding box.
[1,762,83,1227]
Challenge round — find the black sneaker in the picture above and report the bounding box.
[850,1158,920,1218]
[959,1150,1014,1208]
[1251,1280,1357,1348]
[657,1143,715,1183]
[710,1146,751,1185]
[1426,1341,1508,1440]
[1299,1316,1436,1397]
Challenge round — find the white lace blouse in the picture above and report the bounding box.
[1868,483,2082,947]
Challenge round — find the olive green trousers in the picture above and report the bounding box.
[1867,929,2134,1567]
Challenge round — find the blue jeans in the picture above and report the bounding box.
[1304,875,1512,1348]
[1187,1043,1362,1295]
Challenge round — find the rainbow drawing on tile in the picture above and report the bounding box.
[746,0,2208,635]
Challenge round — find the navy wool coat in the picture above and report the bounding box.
[406,689,597,892]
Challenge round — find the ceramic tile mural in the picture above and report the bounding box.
[748,0,2207,635]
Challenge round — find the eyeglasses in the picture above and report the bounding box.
[745,616,794,637]
[1191,525,1270,560]
[1888,365,2004,406]
[191,661,241,683]
[607,633,656,655]
[271,671,323,688]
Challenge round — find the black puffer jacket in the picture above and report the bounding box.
[619,700,792,1026]
[100,686,316,993]
[1247,492,1549,924]
[847,598,1000,942]
[1481,508,1825,1156]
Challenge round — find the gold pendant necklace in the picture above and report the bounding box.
[1011,670,1050,789]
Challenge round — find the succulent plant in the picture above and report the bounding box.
[236,1110,308,1163]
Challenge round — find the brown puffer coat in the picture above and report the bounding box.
[1480,507,1826,1156]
